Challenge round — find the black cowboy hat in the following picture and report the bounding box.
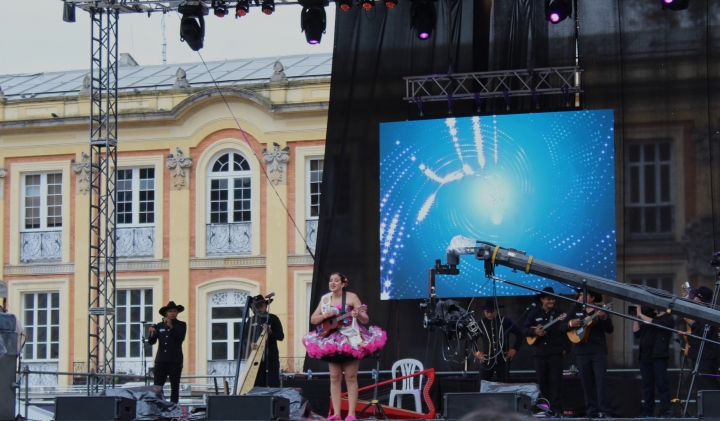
[159,301,185,316]
[536,286,555,300]
[574,288,604,303]
[479,298,504,311]
[690,286,714,303]
[252,294,274,306]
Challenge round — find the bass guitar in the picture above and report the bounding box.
[316,305,367,337]
[526,313,567,345]
[567,302,614,344]
[682,282,692,356]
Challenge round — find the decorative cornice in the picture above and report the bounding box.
[166,148,193,190]
[71,152,93,195]
[116,259,170,272]
[262,143,290,185]
[191,256,267,269]
[4,263,75,276]
[288,255,314,266]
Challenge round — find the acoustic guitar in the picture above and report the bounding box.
[566,302,614,344]
[682,282,692,356]
[316,304,367,337]
[526,313,567,345]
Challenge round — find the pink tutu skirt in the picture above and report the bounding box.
[303,324,387,362]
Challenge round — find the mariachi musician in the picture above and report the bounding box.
[250,294,285,387]
[683,286,720,391]
[522,287,571,418]
[475,297,523,383]
[560,290,613,419]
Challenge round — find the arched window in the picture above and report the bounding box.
[207,290,249,376]
[206,152,252,255]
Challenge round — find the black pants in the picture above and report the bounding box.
[639,357,671,416]
[692,358,720,392]
[479,360,510,383]
[576,353,611,416]
[254,358,280,388]
[534,354,564,415]
[154,362,182,403]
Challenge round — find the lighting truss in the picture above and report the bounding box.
[404,66,582,106]
[87,4,119,391]
[72,1,305,14]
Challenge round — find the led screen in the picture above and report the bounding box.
[379,110,616,300]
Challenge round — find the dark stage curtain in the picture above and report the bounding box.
[306,0,720,388]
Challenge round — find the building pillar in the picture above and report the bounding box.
[263,144,290,359]
[167,148,192,372]
[72,152,91,384]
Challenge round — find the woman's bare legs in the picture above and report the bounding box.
[329,362,344,418]
[343,359,361,417]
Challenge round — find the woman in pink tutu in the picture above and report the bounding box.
[303,273,387,421]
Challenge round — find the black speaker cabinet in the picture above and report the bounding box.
[443,392,531,418]
[55,396,136,421]
[698,390,720,418]
[207,395,290,421]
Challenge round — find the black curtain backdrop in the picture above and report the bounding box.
[306,0,720,380]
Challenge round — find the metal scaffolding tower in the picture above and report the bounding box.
[86,4,119,390]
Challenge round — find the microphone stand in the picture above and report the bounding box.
[141,321,154,386]
[670,337,688,416]
[264,299,272,388]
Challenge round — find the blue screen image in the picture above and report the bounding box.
[379,110,616,300]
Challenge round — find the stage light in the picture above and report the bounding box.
[62,0,76,23]
[236,0,250,17]
[214,1,229,17]
[178,4,207,51]
[301,5,327,44]
[545,0,571,24]
[385,0,398,8]
[338,0,352,12]
[411,1,436,40]
[662,0,690,10]
[262,0,275,15]
[360,0,375,10]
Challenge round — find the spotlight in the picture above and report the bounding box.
[662,0,690,10]
[301,5,327,44]
[338,0,352,11]
[545,0,571,24]
[62,0,76,23]
[262,0,275,14]
[178,4,208,51]
[360,0,374,10]
[214,1,229,17]
[236,0,250,17]
[385,0,398,8]
[411,1,436,40]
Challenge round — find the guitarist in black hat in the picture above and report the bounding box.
[250,294,285,387]
[560,290,613,418]
[148,301,187,403]
[474,297,523,383]
[522,287,571,418]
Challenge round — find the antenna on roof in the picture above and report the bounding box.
[162,12,167,65]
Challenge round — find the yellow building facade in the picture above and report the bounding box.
[0,54,329,388]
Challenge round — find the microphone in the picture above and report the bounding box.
[526,302,537,311]
[265,292,275,299]
[141,321,155,324]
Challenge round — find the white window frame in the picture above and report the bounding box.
[306,157,324,220]
[293,270,314,360]
[625,140,674,237]
[21,291,61,362]
[10,162,71,265]
[206,152,253,225]
[117,167,156,227]
[116,288,155,360]
[207,290,250,362]
[21,172,63,232]
[294,146,325,255]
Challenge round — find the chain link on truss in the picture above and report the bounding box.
[87,5,119,391]
[404,66,582,106]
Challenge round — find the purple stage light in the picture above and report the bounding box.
[549,12,560,23]
[663,0,673,3]
[309,39,319,44]
[419,32,429,39]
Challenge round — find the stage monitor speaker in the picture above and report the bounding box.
[55,396,136,421]
[698,390,720,418]
[443,392,531,418]
[207,395,290,421]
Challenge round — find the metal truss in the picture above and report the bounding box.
[87,5,119,391]
[403,66,582,106]
[72,1,306,15]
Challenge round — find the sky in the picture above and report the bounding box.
[0,0,336,76]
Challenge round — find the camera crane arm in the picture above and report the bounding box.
[440,241,720,327]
